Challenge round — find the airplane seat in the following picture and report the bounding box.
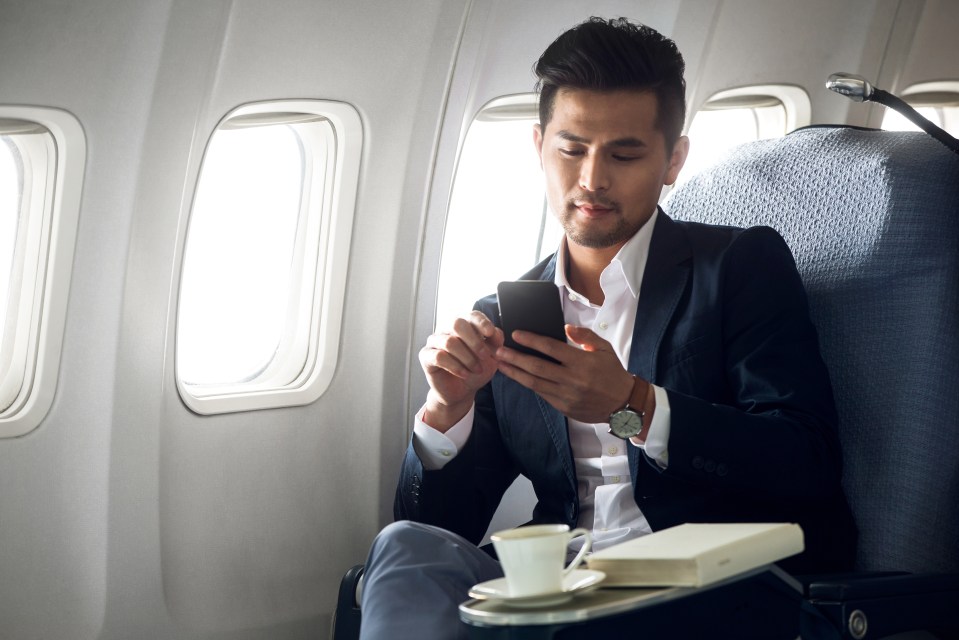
[331,125,959,640]
[663,124,959,639]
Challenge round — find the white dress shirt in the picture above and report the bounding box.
[413,210,671,552]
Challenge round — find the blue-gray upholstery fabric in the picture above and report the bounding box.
[664,126,959,573]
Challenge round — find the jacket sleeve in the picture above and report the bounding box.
[393,298,520,545]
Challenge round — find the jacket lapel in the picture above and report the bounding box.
[627,211,691,381]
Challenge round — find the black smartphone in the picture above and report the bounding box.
[496,280,566,363]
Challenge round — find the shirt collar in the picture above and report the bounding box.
[554,207,658,301]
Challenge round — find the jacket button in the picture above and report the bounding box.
[704,460,716,473]
[716,463,728,477]
[692,456,705,470]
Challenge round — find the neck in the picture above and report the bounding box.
[565,240,624,306]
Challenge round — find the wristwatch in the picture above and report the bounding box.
[608,376,645,439]
[608,403,645,439]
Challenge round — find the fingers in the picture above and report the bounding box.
[564,324,614,352]
[419,311,501,383]
[420,338,475,378]
[495,353,564,396]
[501,325,614,361]
[496,325,634,424]
[494,334,568,400]
[424,333,488,377]
[504,329,570,362]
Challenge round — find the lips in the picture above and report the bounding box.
[577,204,613,217]
[572,197,619,219]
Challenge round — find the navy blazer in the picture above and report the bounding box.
[396,211,856,573]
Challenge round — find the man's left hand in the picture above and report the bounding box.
[495,325,634,423]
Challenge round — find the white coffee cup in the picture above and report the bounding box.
[491,524,592,597]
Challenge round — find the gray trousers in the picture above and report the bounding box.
[359,521,503,640]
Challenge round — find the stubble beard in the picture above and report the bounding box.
[559,197,640,249]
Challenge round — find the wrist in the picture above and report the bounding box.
[633,379,655,442]
[423,393,473,432]
[612,375,655,442]
[608,375,649,440]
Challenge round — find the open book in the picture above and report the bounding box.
[585,523,804,587]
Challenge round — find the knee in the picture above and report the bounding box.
[370,520,445,557]
[367,520,477,572]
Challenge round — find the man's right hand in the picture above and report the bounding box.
[418,310,504,432]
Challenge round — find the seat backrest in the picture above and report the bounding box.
[664,126,959,574]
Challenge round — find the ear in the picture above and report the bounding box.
[533,123,545,169]
[664,135,690,186]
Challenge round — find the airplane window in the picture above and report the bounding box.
[881,84,959,137]
[0,123,53,418]
[0,139,17,344]
[0,110,84,437]
[178,124,305,385]
[677,86,810,187]
[436,95,560,327]
[176,101,361,415]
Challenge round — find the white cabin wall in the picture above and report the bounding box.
[893,0,959,87]
[681,0,903,128]
[0,0,470,638]
[114,0,472,637]
[0,1,173,638]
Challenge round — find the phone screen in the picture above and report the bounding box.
[496,280,566,363]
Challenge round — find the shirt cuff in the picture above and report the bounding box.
[411,403,475,470]
[629,384,670,469]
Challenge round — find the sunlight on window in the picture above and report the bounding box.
[176,101,361,414]
[882,105,958,137]
[178,125,304,385]
[0,109,83,435]
[678,102,786,187]
[436,117,559,328]
[0,140,18,341]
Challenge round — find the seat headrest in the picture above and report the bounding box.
[666,126,958,285]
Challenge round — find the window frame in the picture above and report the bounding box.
[882,80,959,136]
[677,84,810,188]
[0,106,85,438]
[174,100,362,415]
[697,85,811,135]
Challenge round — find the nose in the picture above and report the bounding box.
[579,153,610,192]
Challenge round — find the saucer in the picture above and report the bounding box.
[468,569,606,608]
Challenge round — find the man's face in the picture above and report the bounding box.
[534,88,688,252]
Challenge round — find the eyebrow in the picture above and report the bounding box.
[556,130,647,148]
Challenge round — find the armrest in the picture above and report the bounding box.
[794,571,908,598]
[804,572,959,639]
[331,564,365,640]
[807,572,958,600]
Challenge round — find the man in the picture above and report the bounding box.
[359,17,856,640]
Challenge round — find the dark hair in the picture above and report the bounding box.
[534,17,687,148]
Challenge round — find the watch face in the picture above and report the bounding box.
[609,409,643,439]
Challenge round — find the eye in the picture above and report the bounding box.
[559,148,584,157]
[612,154,639,162]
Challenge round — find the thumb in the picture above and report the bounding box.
[565,324,613,352]
[488,326,506,350]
